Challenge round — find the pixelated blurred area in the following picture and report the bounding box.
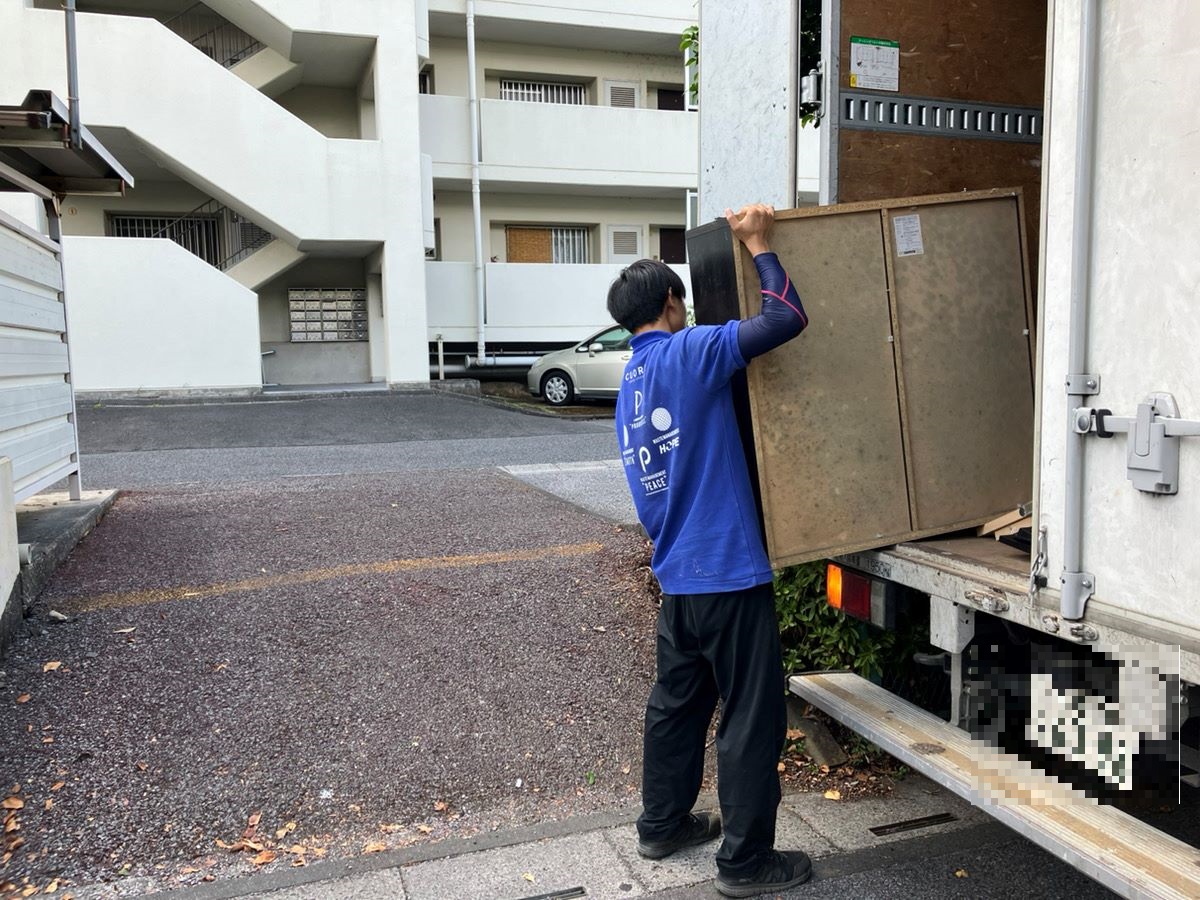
[962,636,1181,809]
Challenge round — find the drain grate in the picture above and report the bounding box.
[869,812,959,836]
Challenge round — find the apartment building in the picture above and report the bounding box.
[0,0,698,392]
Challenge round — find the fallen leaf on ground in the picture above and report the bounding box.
[21,885,37,896]
[379,823,403,834]
[50,783,64,792]
[112,628,136,635]
[45,880,58,893]
[180,867,199,875]
[135,762,148,772]
[415,824,433,835]
[818,764,830,774]
[776,762,786,773]
[287,845,306,855]
[43,662,62,673]
[823,789,842,801]
[275,821,296,839]
[43,800,51,811]
[786,728,806,740]
[15,694,30,704]
[5,816,18,832]
[291,857,306,867]
[433,801,447,812]
[247,811,261,827]
[954,868,969,878]
[621,764,631,775]
[201,874,215,882]
[592,626,607,632]
[251,850,276,866]
[363,842,386,854]
[41,737,53,744]
[2,798,23,810]
[523,873,535,883]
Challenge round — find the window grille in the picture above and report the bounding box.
[109,214,221,267]
[551,227,589,263]
[500,80,586,105]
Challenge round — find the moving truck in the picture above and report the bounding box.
[690,2,1200,896]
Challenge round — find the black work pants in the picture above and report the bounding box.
[637,581,787,876]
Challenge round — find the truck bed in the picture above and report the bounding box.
[838,534,1030,599]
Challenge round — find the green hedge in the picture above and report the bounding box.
[774,562,920,686]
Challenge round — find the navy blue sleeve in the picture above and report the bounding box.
[736,252,809,360]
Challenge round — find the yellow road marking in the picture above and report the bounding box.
[65,541,606,613]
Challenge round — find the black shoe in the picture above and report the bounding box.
[716,850,813,898]
[636,811,722,860]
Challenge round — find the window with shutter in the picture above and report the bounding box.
[605,80,639,108]
[505,226,591,263]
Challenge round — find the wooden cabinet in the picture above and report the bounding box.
[686,189,1035,567]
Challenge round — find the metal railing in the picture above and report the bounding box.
[124,199,274,270]
[163,2,264,69]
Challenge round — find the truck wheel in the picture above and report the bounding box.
[541,371,574,406]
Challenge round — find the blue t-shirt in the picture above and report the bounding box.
[615,321,773,595]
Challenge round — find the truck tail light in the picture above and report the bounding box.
[826,562,872,621]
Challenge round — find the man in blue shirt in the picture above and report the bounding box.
[608,204,811,898]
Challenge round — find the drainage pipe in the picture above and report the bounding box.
[466,1,486,365]
[1059,0,1100,620]
[64,0,82,150]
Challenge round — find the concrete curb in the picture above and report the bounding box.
[0,489,119,653]
[75,381,482,406]
[145,804,650,899]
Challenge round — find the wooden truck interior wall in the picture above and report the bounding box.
[688,190,1035,569]
[836,0,1047,279]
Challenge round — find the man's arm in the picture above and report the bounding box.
[724,205,810,360]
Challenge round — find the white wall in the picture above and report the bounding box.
[63,237,261,392]
[427,260,692,343]
[1038,1,1200,630]
[428,0,694,37]
[479,101,696,189]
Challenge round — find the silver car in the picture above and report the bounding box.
[526,325,632,406]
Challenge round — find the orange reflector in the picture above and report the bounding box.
[826,562,871,620]
[826,563,843,610]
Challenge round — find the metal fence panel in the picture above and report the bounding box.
[0,212,80,501]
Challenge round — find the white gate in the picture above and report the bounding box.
[0,209,81,501]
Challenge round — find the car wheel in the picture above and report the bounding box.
[541,371,575,406]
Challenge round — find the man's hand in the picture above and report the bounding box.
[724,204,774,256]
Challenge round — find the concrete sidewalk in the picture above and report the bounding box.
[137,777,1014,900]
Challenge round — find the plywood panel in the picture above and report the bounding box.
[839,0,1047,106]
[885,198,1035,529]
[839,131,1042,280]
[734,209,912,567]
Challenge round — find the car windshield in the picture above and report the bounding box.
[587,326,631,351]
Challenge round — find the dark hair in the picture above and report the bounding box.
[606,259,686,332]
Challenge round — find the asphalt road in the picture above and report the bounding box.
[74,395,617,488]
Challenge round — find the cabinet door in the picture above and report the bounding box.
[733,209,913,567]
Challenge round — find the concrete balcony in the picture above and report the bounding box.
[427,0,693,54]
[420,96,697,193]
[426,261,692,344]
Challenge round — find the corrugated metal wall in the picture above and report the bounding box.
[0,210,80,501]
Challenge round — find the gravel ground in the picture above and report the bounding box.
[0,470,661,895]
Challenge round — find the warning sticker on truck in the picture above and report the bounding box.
[849,36,900,92]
